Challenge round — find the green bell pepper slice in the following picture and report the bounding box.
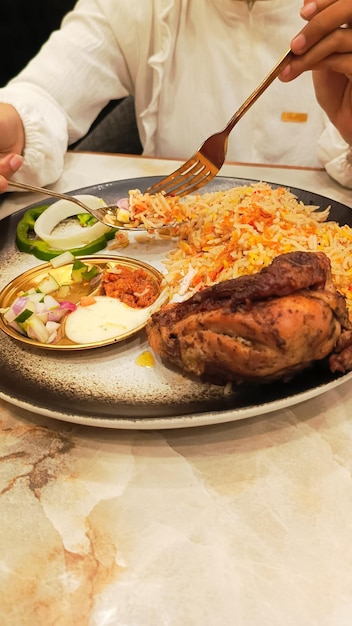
[16,205,117,261]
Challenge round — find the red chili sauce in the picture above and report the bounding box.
[100,265,159,308]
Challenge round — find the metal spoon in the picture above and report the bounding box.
[7,179,170,231]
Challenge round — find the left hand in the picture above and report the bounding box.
[279,0,352,145]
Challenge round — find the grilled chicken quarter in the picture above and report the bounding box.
[146,251,352,384]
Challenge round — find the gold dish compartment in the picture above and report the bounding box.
[0,255,164,350]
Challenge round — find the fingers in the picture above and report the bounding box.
[281,34,352,82]
[0,177,9,193]
[294,0,352,53]
[279,0,352,81]
[283,28,352,79]
[301,0,340,22]
[300,0,352,24]
[0,153,24,193]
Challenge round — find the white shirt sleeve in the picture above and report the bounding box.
[2,0,352,190]
[0,84,68,187]
[317,119,352,189]
[0,0,133,187]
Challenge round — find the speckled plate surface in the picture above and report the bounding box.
[0,255,163,349]
[1,175,352,430]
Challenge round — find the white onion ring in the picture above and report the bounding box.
[34,194,111,249]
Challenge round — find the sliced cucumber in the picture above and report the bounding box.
[23,314,50,343]
[15,304,36,324]
[71,260,87,283]
[24,291,45,304]
[57,284,71,298]
[50,251,75,268]
[82,266,100,281]
[37,273,60,294]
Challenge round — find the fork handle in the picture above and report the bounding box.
[223,49,293,136]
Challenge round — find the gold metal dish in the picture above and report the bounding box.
[0,255,164,350]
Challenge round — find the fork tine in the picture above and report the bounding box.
[146,50,293,199]
[146,156,202,195]
[148,166,206,196]
[175,170,216,197]
[164,166,216,197]
[170,157,204,177]
[162,151,219,196]
[146,152,218,197]
[158,162,207,194]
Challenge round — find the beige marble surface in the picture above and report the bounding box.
[1,154,352,625]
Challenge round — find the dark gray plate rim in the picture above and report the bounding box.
[0,175,351,430]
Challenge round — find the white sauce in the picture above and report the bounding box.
[65,296,149,344]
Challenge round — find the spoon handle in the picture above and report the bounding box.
[8,179,91,212]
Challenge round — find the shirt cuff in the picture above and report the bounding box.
[317,124,352,189]
[0,85,68,187]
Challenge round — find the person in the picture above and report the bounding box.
[71,96,143,154]
[0,1,141,157]
[0,0,351,194]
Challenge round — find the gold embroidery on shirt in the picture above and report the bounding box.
[281,112,308,123]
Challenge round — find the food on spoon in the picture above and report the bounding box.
[109,189,188,229]
[114,198,131,224]
[147,251,352,384]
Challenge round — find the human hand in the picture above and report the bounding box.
[0,103,25,193]
[279,0,352,145]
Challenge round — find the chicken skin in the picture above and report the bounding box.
[147,251,352,384]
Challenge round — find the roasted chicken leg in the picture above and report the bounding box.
[147,251,352,384]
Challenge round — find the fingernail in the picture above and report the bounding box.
[291,33,306,53]
[9,154,24,170]
[300,2,317,18]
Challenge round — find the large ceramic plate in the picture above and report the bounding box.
[1,175,352,430]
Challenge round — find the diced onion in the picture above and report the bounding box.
[12,296,28,317]
[34,195,111,249]
[3,290,78,344]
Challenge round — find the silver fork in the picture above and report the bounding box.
[146,49,293,198]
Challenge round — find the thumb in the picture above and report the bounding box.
[0,153,24,176]
[0,154,24,193]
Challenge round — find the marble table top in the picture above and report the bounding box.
[1,153,352,626]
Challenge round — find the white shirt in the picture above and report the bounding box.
[0,0,351,187]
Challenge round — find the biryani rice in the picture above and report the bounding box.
[128,189,187,228]
[159,183,352,313]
